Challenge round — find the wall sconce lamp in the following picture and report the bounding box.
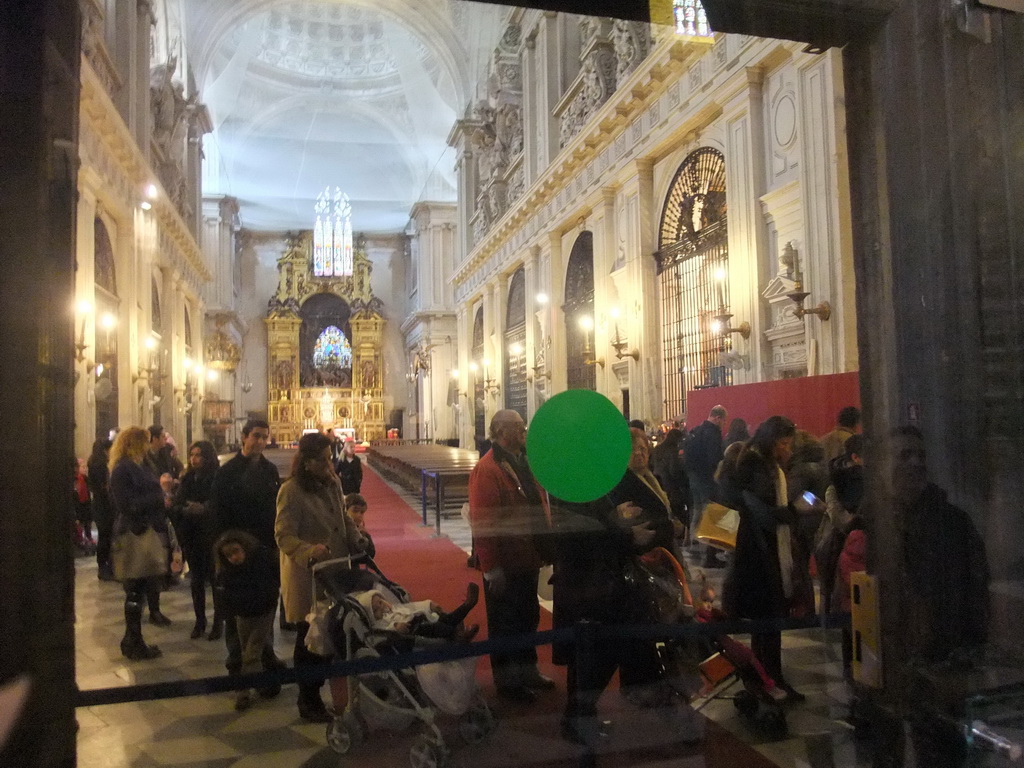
[786,283,832,320]
[484,378,501,396]
[579,315,605,369]
[711,312,751,339]
[609,325,640,362]
[133,335,159,384]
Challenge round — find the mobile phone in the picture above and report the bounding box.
[801,491,820,506]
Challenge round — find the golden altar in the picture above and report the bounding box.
[265,233,386,443]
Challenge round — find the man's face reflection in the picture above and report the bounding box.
[891,433,928,502]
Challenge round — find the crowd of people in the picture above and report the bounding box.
[78,421,378,721]
[467,403,989,748]
[75,402,989,752]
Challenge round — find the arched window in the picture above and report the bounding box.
[655,147,729,420]
[673,0,711,37]
[151,278,162,334]
[94,217,118,440]
[313,326,353,370]
[94,217,117,295]
[313,187,353,277]
[504,268,527,418]
[471,306,485,441]
[564,232,595,391]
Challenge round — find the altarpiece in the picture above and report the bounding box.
[265,232,386,442]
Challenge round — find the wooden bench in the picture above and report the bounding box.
[366,444,480,532]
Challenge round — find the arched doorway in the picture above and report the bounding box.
[471,306,485,443]
[564,232,595,391]
[655,147,729,420]
[94,217,118,440]
[504,268,527,418]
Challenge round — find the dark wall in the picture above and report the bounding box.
[844,0,1024,695]
[0,1,81,766]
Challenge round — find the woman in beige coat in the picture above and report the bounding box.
[276,431,365,722]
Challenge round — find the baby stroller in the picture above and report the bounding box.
[639,547,788,741]
[315,556,496,768]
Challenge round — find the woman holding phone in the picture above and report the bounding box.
[721,416,824,703]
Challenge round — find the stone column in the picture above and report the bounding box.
[521,31,538,188]
[0,2,81,766]
[523,249,538,416]
[535,12,561,173]
[628,159,661,423]
[482,279,498,424]
[722,67,768,382]
[135,0,153,160]
[74,184,99,457]
[547,230,567,394]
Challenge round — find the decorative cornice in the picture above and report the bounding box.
[79,57,213,284]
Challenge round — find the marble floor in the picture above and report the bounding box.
[74,460,869,768]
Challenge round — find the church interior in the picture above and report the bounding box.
[2,0,1023,766]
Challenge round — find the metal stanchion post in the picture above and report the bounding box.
[421,470,428,526]
[575,620,598,768]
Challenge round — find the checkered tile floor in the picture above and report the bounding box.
[74,460,869,768]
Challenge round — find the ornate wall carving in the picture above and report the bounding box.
[612,20,651,85]
[557,19,618,149]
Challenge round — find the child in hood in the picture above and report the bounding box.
[214,530,280,711]
[353,583,480,643]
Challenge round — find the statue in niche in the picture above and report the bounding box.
[361,360,376,389]
[496,103,523,157]
[274,359,294,390]
[150,55,190,160]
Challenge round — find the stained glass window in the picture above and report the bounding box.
[674,0,711,37]
[313,187,354,277]
[312,325,352,370]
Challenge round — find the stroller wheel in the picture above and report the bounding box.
[326,717,354,755]
[458,701,496,744]
[409,736,446,768]
[733,690,758,717]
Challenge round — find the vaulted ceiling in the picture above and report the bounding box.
[185,0,509,233]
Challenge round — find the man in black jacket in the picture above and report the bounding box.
[210,419,284,685]
[685,405,727,567]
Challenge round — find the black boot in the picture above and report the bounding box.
[121,597,161,661]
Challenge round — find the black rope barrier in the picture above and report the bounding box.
[75,613,850,708]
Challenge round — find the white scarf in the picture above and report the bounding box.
[775,465,794,600]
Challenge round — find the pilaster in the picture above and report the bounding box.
[723,67,768,384]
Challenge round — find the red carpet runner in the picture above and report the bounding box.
[352,462,779,768]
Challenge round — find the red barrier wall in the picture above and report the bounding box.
[684,371,861,437]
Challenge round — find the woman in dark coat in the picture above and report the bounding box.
[109,426,173,661]
[334,440,363,494]
[721,415,821,701]
[609,428,680,551]
[649,428,691,536]
[87,438,114,580]
[172,440,223,640]
[551,495,701,745]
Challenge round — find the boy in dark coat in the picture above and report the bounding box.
[214,530,281,711]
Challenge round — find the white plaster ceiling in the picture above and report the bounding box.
[186,0,508,233]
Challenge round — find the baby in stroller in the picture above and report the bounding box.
[320,559,496,763]
[352,583,480,645]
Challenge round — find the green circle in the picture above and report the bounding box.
[526,390,631,502]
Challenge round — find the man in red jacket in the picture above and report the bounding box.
[469,409,553,703]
